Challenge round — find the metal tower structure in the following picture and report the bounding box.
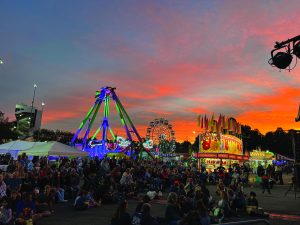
[71,86,153,158]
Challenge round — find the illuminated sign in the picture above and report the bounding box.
[200,133,243,155]
[236,155,243,160]
[250,150,274,160]
[194,153,217,158]
[116,136,131,149]
[228,154,237,160]
[143,139,154,149]
[243,156,249,160]
[218,153,229,159]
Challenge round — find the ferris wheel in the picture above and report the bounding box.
[146,118,176,152]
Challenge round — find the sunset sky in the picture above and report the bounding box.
[1,1,300,142]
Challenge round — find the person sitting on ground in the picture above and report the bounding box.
[196,200,211,225]
[164,192,183,225]
[192,189,203,209]
[232,189,246,214]
[170,181,180,194]
[135,195,151,213]
[110,199,131,225]
[0,175,7,200]
[132,194,152,225]
[16,193,35,221]
[180,210,201,225]
[0,198,13,225]
[140,203,158,225]
[54,181,68,203]
[101,178,118,204]
[32,188,51,216]
[231,170,240,185]
[86,190,101,208]
[120,168,135,195]
[9,191,20,216]
[240,171,248,186]
[178,195,192,215]
[178,183,186,197]
[212,191,230,223]
[74,190,89,210]
[246,191,258,215]
[16,193,46,224]
[44,185,55,213]
[6,172,22,196]
[216,179,225,196]
[184,178,194,197]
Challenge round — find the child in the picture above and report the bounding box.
[246,191,268,218]
[246,191,258,215]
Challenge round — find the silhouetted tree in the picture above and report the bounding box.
[175,141,191,153]
[0,115,17,144]
[33,129,75,144]
[264,128,293,157]
[242,125,293,157]
[192,135,200,152]
[241,125,263,151]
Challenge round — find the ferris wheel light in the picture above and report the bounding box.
[146,118,176,153]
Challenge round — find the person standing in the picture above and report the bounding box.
[261,172,271,194]
[275,165,284,185]
[257,164,264,177]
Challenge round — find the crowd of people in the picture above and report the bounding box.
[109,160,270,225]
[0,153,290,225]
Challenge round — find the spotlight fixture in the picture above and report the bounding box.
[293,41,300,58]
[270,51,293,69]
[269,35,300,71]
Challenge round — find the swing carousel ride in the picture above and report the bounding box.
[71,86,153,158]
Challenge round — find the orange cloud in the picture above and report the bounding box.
[236,86,300,133]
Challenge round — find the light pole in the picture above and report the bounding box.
[41,102,45,125]
[41,102,45,111]
[30,84,37,129]
[38,102,45,140]
[0,59,3,64]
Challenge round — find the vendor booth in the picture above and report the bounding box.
[249,149,275,170]
[194,115,248,171]
[194,133,248,171]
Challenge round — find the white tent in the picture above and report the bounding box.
[0,141,45,158]
[21,141,88,157]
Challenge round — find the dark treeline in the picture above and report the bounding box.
[241,125,294,157]
[33,129,76,144]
